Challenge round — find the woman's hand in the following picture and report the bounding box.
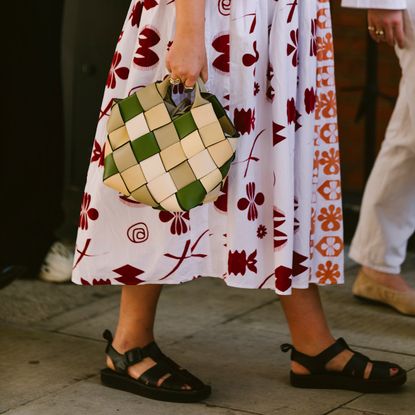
[368,10,405,48]
[166,0,208,88]
[166,33,208,88]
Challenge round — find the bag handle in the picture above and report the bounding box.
[156,75,210,109]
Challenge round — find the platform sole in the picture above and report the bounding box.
[100,368,212,403]
[290,370,407,393]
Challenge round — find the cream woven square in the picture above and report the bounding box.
[121,164,146,192]
[191,102,218,128]
[113,143,138,172]
[125,113,150,140]
[160,142,187,171]
[147,173,177,202]
[144,103,171,131]
[199,121,226,147]
[108,126,129,150]
[140,153,166,182]
[188,149,217,179]
[180,130,205,159]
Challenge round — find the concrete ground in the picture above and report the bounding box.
[1,255,414,415]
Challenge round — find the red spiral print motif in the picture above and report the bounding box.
[218,0,231,16]
[127,222,149,243]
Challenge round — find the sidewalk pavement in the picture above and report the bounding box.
[0,254,414,415]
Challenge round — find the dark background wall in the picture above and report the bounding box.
[332,1,401,194]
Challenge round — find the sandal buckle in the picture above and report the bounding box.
[125,348,144,365]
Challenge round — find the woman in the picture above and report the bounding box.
[343,0,415,316]
[72,0,406,402]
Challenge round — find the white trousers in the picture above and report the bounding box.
[349,5,415,274]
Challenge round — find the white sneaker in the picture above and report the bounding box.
[38,241,74,283]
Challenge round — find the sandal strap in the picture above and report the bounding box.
[103,329,152,374]
[369,361,395,380]
[342,351,370,378]
[102,329,201,390]
[138,360,173,387]
[281,338,349,374]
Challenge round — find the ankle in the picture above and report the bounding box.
[292,335,336,357]
[111,332,155,353]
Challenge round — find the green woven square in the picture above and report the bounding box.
[131,132,160,162]
[176,180,207,211]
[118,94,144,122]
[219,155,234,178]
[173,112,198,139]
[103,153,119,180]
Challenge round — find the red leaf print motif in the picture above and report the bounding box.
[287,98,301,131]
[212,34,229,73]
[310,18,317,57]
[266,62,275,101]
[159,211,190,235]
[272,123,286,146]
[214,178,228,213]
[228,250,257,276]
[304,87,316,114]
[134,27,160,68]
[106,52,129,89]
[113,264,145,285]
[287,29,299,67]
[242,41,259,67]
[80,278,112,285]
[293,252,308,276]
[237,182,264,221]
[130,0,158,27]
[274,208,288,250]
[79,193,99,230]
[90,139,105,167]
[275,266,292,292]
[234,108,255,135]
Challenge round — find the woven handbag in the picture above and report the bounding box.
[103,76,239,212]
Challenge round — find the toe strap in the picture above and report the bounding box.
[369,361,400,380]
[342,352,370,378]
[138,360,194,391]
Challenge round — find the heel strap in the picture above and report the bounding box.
[102,329,155,374]
[281,338,349,374]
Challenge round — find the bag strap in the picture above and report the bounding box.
[156,75,210,109]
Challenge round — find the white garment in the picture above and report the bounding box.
[342,0,407,9]
[71,0,344,292]
[348,4,415,274]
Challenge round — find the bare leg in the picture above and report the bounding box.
[279,285,397,377]
[106,285,165,381]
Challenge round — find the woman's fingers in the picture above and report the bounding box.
[367,10,406,48]
[384,24,395,47]
[394,21,406,49]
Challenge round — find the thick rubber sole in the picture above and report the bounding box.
[100,368,212,403]
[290,370,407,393]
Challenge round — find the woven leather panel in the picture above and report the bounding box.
[103,78,239,212]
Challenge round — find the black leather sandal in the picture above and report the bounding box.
[100,329,211,402]
[281,338,407,393]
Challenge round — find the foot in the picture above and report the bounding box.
[291,339,399,379]
[105,335,192,390]
[362,266,415,293]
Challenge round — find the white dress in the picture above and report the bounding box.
[72,0,344,294]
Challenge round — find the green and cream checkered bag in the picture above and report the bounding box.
[103,76,239,212]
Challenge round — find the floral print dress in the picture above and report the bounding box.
[72,0,344,294]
